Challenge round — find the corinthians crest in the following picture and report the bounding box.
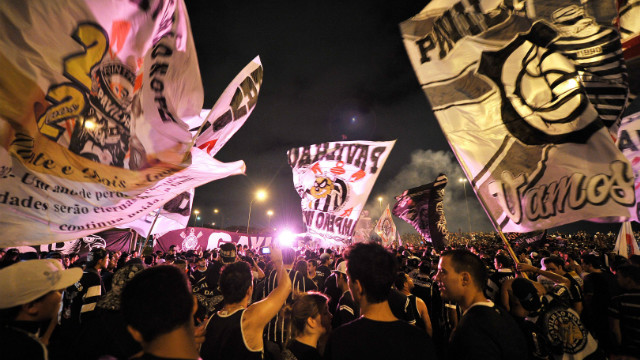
[180,228,203,251]
[300,160,361,213]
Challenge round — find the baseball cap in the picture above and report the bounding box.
[332,260,347,275]
[219,242,237,263]
[511,278,542,312]
[0,259,82,309]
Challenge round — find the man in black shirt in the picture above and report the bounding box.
[435,249,528,360]
[324,243,436,360]
[316,253,332,290]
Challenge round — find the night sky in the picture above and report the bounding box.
[185,0,629,237]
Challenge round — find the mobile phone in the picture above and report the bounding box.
[260,247,271,254]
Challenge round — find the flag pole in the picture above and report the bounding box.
[141,210,162,252]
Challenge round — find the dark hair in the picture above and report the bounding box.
[121,265,193,343]
[441,250,487,290]
[288,292,329,338]
[344,242,396,304]
[308,260,318,268]
[617,264,640,284]
[542,256,565,269]
[295,260,308,275]
[629,255,640,266]
[581,254,601,269]
[86,248,108,268]
[144,255,154,266]
[394,272,408,291]
[219,261,253,303]
[282,247,296,266]
[494,254,512,268]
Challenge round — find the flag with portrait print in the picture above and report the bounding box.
[374,205,397,247]
[288,140,395,244]
[0,0,248,246]
[401,0,635,233]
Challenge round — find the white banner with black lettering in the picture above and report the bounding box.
[401,0,634,232]
[288,140,395,244]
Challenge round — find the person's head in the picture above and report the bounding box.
[541,256,565,274]
[219,243,237,264]
[511,278,543,316]
[219,261,253,304]
[282,247,296,266]
[97,263,145,311]
[295,260,308,277]
[86,248,109,270]
[616,264,640,290]
[332,260,348,291]
[307,260,317,278]
[319,253,331,265]
[344,242,396,305]
[394,272,413,293]
[196,257,207,270]
[121,265,195,344]
[494,253,512,270]
[435,250,487,303]
[0,259,82,323]
[174,259,188,274]
[288,292,331,343]
[144,255,154,266]
[580,254,602,272]
[168,245,176,255]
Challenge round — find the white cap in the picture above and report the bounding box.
[0,259,82,309]
[332,260,348,275]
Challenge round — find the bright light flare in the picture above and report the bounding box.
[278,230,295,247]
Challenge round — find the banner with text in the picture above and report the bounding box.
[617,111,640,222]
[155,228,273,252]
[401,0,634,232]
[288,140,395,244]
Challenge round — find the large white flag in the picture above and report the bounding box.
[288,140,395,244]
[614,221,640,258]
[0,1,247,246]
[374,205,397,247]
[401,0,634,232]
[617,111,640,221]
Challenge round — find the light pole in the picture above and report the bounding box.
[377,196,383,211]
[267,210,274,229]
[458,178,472,234]
[247,189,267,234]
[193,209,200,227]
[213,208,222,228]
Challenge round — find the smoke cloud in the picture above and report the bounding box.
[367,149,493,235]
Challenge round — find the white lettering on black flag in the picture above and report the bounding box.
[401,1,634,232]
[288,140,395,244]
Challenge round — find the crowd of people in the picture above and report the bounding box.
[1,231,639,360]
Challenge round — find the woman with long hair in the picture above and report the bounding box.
[283,292,332,360]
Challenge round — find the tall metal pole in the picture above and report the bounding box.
[247,199,255,234]
[459,178,472,234]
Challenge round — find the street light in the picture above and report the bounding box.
[247,189,267,234]
[213,208,223,228]
[267,210,274,228]
[458,178,472,234]
[192,209,200,227]
[377,196,383,211]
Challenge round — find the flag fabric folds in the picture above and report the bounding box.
[288,140,395,244]
[374,205,397,247]
[401,0,634,233]
[392,173,449,251]
[117,189,194,238]
[617,111,640,222]
[614,221,640,257]
[0,0,249,246]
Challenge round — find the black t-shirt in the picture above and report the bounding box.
[283,340,321,360]
[0,321,47,360]
[323,317,436,360]
[448,304,528,360]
